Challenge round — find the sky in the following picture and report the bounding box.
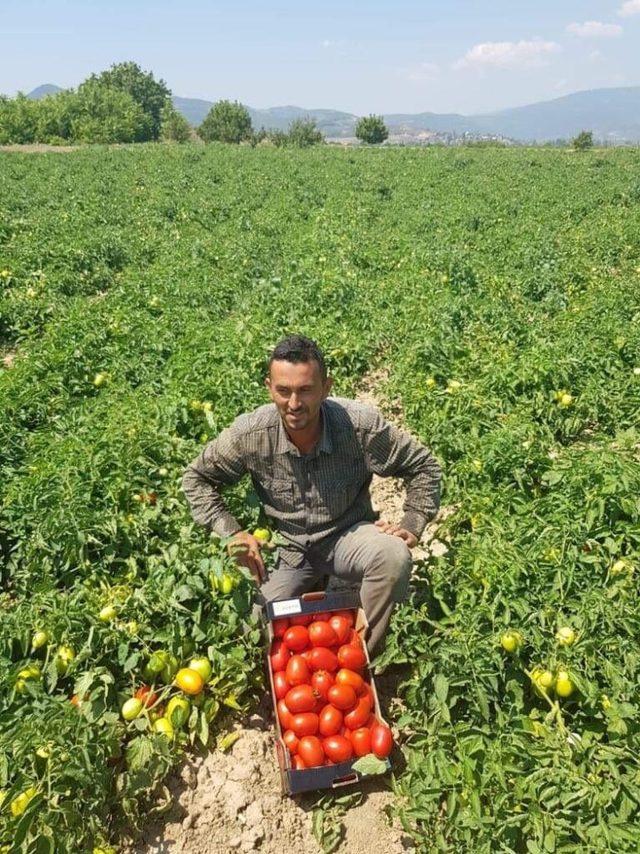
[0,1,639,115]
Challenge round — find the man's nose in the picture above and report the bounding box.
[290,393,300,409]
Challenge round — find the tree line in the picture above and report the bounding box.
[0,62,390,147]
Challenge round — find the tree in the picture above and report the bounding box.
[86,61,171,140]
[198,100,253,143]
[572,130,594,151]
[160,104,192,143]
[355,114,388,145]
[286,118,324,148]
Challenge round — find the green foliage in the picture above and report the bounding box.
[355,114,389,145]
[160,104,192,143]
[286,118,324,148]
[572,129,594,150]
[86,61,171,140]
[198,100,253,144]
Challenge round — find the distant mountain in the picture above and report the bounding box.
[26,84,640,142]
[27,84,63,100]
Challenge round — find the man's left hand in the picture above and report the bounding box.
[374,519,418,548]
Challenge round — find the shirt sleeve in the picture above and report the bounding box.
[363,407,442,539]
[181,415,248,538]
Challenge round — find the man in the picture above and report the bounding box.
[182,335,441,655]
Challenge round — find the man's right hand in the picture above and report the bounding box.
[227,532,266,585]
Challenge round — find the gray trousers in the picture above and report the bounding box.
[255,522,412,656]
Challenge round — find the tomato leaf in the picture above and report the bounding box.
[352,754,388,776]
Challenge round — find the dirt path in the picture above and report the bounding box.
[132,372,448,854]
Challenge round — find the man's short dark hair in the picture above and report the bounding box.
[268,335,327,380]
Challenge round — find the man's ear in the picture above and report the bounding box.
[324,376,333,397]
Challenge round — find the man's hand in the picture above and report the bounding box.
[374,519,418,549]
[227,532,266,585]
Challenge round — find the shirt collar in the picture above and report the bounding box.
[275,401,333,456]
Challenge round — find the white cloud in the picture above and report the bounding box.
[566,21,623,37]
[619,0,640,16]
[453,39,561,71]
[589,49,603,62]
[403,62,440,82]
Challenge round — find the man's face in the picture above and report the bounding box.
[266,359,332,432]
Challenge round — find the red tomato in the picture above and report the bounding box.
[319,704,343,737]
[324,758,335,766]
[360,682,375,705]
[327,684,357,711]
[273,671,289,700]
[286,655,311,687]
[328,615,351,644]
[291,712,319,737]
[277,699,293,730]
[270,640,290,673]
[351,727,372,757]
[298,735,324,768]
[311,670,334,701]
[335,668,364,694]
[308,621,339,648]
[283,625,310,652]
[285,685,318,714]
[272,618,289,639]
[322,735,353,764]
[283,729,299,755]
[371,723,393,759]
[134,685,158,708]
[344,696,372,730]
[313,611,331,622]
[333,609,355,627]
[302,648,314,666]
[290,614,313,626]
[337,644,367,671]
[292,754,306,770]
[308,646,338,672]
[365,713,377,729]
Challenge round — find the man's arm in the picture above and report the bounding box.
[363,407,442,543]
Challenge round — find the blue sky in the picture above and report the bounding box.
[1,1,639,114]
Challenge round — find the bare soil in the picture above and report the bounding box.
[131,372,450,853]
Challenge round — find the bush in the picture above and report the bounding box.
[286,118,324,148]
[572,130,594,151]
[86,61,171,140]
[355,114,389,145]
[160,104,192,143]
[198,100,253,144]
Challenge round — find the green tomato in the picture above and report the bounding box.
[121,698,144,721]
[166,696,191,728]
[555,626,576,646]
[253,527,271,544]
[98,604,117,622]
[55,646,76,676]
[555,670,576,698]
[160,654,179,684]
[220,573,235,595]
[500,630,522,653]
[188,656,212,683]
[31,630,50,651]
[144,651,168,679]
[152,717,174,739]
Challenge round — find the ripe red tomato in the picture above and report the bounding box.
[344,696,372,730]
[290,712,319,737]
[333,609,355,627]
[277,699,293,730]
[285,685,318,714]
[283,729,299,755]
[302,648,314,665]
[351,727,372,757]
[365,713,377,728]
[311,670,334,700]
[308,621,339,647]
[328,615,351,644]
[283,625,310,652]
[322,735,353,764]
[272,618,289,639]
[308,646,338,672]
[134,685,158,708]
[335,668,364,694]
[371,723,393,759]
[273,671,289,700]
[327,683,357,711]
[290,614,313,626]
[319,704,343,737]
[286,654,310,687]
[360,682,375,705]
[298,735,325,767]
[270,640,290,672]
[337,644,367,671]
[292,754,306,770]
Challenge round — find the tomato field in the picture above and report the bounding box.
[1,143,640,852]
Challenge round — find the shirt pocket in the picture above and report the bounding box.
[259,476,297,514]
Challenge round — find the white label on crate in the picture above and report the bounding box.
[272,598,302,617]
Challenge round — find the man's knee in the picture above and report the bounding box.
[370,534,412,594]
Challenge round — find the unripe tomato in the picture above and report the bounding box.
[319,704,343,737]
[134,685,158,708]
[270,640,290,673]
[174,667,204,696]
[98,604,117,622]
[292,754,306,770]
[328,615,351,644]
[555,670,575,698]
[10,787,37,817]
[152,717,174,739]
[344,696,371,730]
[166,696,192,728]
[322,735,353,763]
[283,625,310,652]
[283,729,299,755]
[220,573,235,594]
[337,644,367,671]
[555,627,576,647]
[335,668,364,694]
[273,671,289,700]
[161,654,179,683]
[290,712,319,737]
[308,621,339,647]
[327,684,357,711]
[31,630,50,651]
[311,670,334,700]
[272,618,289,639]
[308,646,338,672]
[144,651,167,678]
[500,630,522,653]
[121,698,143,721]
[370,723,393,759]
[55,645,75,676]
[285,685,318,714]
[286,654,311,686]
[277,699,293,730]
[188,656,213,683]
[290,614,313,626]
[351,727,372,757]
[298,735,324,767]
